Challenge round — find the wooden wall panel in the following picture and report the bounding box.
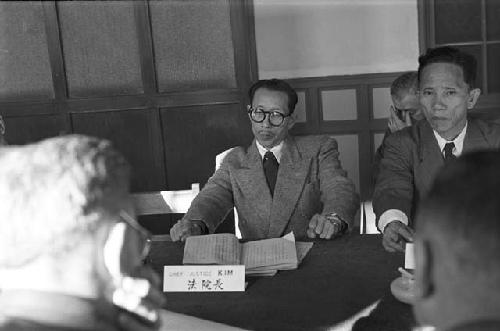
[3,114,67,145]
[287,72,402,200]
[161,103,253,190]
[0,0,257,235]
[57,1,143,98]
[71,109,165,192]
[150,0,237,92]
[0,1,54,101]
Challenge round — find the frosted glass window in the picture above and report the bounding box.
[487,44,500,93]
[372,87,392,119]
[58,1,143,97]
[294,91,306,123]
[454,45,483,92]
[150,0,236,91]
[435,0,481,44]
[321,89,357,121]
[0,1,53,100]
[331,134,359,192]
[486,0,500,40]
[373,133,385,153]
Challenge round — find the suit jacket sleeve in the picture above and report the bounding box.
[318,137,360,228]
[372,132,414,225]
[372,129,391,185]
[182,150,239,233]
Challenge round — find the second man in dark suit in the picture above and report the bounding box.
[374,46,500,252]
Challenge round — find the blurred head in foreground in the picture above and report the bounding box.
[0,135,160,328]
[413,151,500,330]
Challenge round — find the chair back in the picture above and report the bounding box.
[133,183,200,216]
[360,200,379,234]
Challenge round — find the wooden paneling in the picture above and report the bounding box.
[71,108,165,192]
[0,0,257,215]
[161,103,253,190]
[321,89,358,121]
[372,87,392,119]
[288,72,403,200]
[149,0,237,92]
[3,114,66,144]
[0,1,54,101]
[58,1,143,98]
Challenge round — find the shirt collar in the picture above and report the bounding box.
[433,121,468,157]
[255,140,284,163]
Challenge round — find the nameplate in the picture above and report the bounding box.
[163,265,245,292]
[405,243,415,269]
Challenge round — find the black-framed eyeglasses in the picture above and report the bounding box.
[119,210,151,261]
[247,106,291,127]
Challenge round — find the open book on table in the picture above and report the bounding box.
[183,232,300,276]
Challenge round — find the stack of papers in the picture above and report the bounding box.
[183,232,312,276]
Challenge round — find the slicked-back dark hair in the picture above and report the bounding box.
[418,46,477,88]
[416,151,500,273]
[248,79,298,115]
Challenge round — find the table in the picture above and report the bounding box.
[147,234,417,331]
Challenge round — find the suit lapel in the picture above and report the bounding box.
[268,136,310,237]
[417,121,444,190]
[233,141,272,226]
[463,119,488,153]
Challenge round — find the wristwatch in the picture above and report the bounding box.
[324,213,347,234]
[191,219,208,234]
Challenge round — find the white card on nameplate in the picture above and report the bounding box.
[163,265,245,292]
[405,243,415,270]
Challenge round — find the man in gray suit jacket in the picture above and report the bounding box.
[374,46,500,252]
[171,79,359,241]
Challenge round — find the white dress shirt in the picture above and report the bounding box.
[378,122,468,233]
[255,140,284,163]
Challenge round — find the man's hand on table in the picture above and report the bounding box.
[307,213,347,239]
[382,221,414,252]
[170,219,204,242]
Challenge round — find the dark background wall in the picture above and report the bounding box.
[0,0,256,195]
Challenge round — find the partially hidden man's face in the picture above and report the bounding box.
[250,88,295,149]
[419,62,480,140]
[393,92,424,121]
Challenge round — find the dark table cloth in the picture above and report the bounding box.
[147,233,417,331]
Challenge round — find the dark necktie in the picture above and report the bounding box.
[443,142,456,164]
[263,151,279,196]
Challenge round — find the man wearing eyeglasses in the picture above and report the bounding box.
[0,135,178,331]
[171,79,359,242]
[0,135,248,331]
[0,135,168,331]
